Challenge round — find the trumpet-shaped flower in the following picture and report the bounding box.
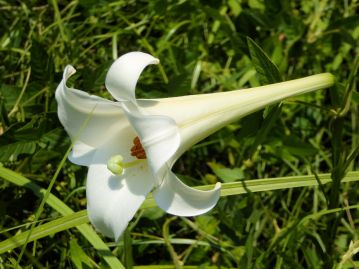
[56,52,334,241]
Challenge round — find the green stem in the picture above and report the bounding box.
[49,0,68,42]
[8,67,31,118]
[163,217,183,269]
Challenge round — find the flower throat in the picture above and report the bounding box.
[107,136,146,175]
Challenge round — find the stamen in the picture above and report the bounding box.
[107,137,147,175]
[131,136,147,159]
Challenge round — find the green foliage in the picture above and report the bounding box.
[0,0,358,268]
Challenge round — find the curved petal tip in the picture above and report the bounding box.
[153,171,221,217]
[105,52,159,103]
[64,65,76,80]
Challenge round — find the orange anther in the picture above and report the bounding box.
[131,136,147,159]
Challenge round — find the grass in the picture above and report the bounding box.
[0,0,358,268]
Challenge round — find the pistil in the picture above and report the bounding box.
[107,154,145,175]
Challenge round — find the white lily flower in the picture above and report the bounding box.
[56,52,334,241]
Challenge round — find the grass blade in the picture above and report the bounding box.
[0,211,88,254]
[2,167,358,258]
[0,165,124,269]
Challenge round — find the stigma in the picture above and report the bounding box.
[107,155,125,175]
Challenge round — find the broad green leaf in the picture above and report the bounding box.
[328,15,359,30]
[141,207,165,220]
[352,91,359,104]
[339,55,358,116]
[0,141,36,162]
[39,128,68,149]
[246,37,283,158]
[246,36,282,85]
[248,0,265,10]
[196,215,219,234]
[0,97,9,127]
[283,134,318,157]
[208,162,245,182]
[248,103,282,157]
[228,0,242,16]
[0,84,21,109]
[13,116,46,141]
[30,39,54,84]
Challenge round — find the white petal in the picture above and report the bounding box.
[86,148,155,241]
[105,52,159,103]
[68,142,96,165]
[153,170,221,216]
[55,65,129,165]
[122,102,180,184]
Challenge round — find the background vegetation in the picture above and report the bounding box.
[0,0,358,268]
